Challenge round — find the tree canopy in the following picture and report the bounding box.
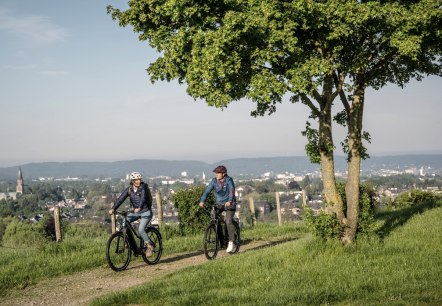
[108,0,442,242]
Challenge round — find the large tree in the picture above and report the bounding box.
[108,0,442,243]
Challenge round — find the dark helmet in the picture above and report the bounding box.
[213,165,227,173]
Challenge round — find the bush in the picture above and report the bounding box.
[2,219,49,247]
[171,186,214,234]
[389,189,440,209]
[304,182,377,240]
[303,208,343,240]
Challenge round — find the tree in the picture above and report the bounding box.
[108,0,442,243]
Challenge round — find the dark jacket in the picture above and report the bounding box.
[200,176,236,205]
[112,182,152,212]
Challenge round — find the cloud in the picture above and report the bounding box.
[4,63,36,70]
[0,8,68,44]
[39,70,68,76]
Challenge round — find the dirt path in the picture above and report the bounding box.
[3,239,284,306]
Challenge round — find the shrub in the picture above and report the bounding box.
[389,189,440,209]
[171,186,214,234]
[2,219,49,247]
[304,182,377,240]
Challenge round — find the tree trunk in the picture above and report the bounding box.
[318,106,345,222]
[342,83,365,244]
[343,152,361,244]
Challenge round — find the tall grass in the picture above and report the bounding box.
[0,222,109,296]
[91,207,442,306]
[0,220,307,297]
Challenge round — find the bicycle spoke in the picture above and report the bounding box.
[106,232,131,271]
[204,223,219,260]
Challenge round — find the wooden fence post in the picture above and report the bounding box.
[111,213,116,234]
[302,190,307,207]
[249,196,256,226]
[275,192,282,226]
[54,206,62,242]
[156,191,163,225]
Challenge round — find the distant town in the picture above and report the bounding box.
[1,155,441,226]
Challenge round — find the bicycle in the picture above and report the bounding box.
[203,203,240,260]
[106,210,162,271]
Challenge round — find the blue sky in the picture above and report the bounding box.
[0,0,441,167]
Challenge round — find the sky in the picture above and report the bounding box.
[0,0,441,167]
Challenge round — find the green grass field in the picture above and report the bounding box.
[1,201,441,305]
[0,220,306,296]
[91,206,442,306]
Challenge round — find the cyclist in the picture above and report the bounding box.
[199,165,237,253]
[109,171,154,256]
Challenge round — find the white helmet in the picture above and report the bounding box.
[129,172,143,180]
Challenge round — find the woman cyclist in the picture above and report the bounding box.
[109,171,154,256]
[199,165,237,253]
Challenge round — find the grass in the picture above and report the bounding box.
[91,206,442,306]
[0,220,307,297]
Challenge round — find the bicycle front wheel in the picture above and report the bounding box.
[106,232,131,272]
[204,223,219,260]
[142,227,163,265]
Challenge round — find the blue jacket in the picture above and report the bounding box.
[112,182,152,212]
[200,176,236,204]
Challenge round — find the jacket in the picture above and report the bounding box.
[112,182,153,212]
[200,176,236,204]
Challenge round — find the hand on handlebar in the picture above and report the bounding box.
[108,209,114,215]
[198,202,205,208]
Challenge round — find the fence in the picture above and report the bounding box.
[53,190,307,240]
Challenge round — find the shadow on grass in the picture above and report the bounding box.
[126,237,299,270]
[375,199,441,239]
[241,237,300,253]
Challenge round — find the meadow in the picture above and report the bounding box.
[91,205,442,305]
[1,195,441,305]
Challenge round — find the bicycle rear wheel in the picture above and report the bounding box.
[106,232,131,271]
[230,221,241,254]
[142,227,163,265]
[204,223,219,260]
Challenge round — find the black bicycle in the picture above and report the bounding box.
[203,203,240,260]
[106,210,162,271]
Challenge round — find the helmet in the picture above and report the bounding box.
[129,172,143,180]
[213,165,227,173]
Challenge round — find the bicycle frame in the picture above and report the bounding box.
[118,212,156,256]
[203,203,240,260]
[107,211,163,271]
[210,205,229,244]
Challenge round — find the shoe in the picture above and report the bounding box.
[226,241,235,253]
[146,243,153,257]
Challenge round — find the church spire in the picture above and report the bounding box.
[16,167,24,195]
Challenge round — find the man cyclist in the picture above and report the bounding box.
[109,171,154,256]
[199,165,237,253]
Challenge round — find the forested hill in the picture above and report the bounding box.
[0,154,441,180]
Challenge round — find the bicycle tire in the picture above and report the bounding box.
[204,223,219,260]
[230,221,241,254]
[106,231,131,271]
[142,227,163,265]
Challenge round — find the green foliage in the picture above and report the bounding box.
[2,219,49,247]
[0,216,15,242]
[304,207,344,240]
[301,121,321,164]
[305,182,377,240]
[389,189,440,210]
[171,186,213,234]
[338,182,377,235]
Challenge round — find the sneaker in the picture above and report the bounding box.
[226,241,235,253]
[145,243,153,257]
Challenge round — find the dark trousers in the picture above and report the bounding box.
[224,209,236,242]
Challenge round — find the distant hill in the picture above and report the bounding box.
[0,155,441,180]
